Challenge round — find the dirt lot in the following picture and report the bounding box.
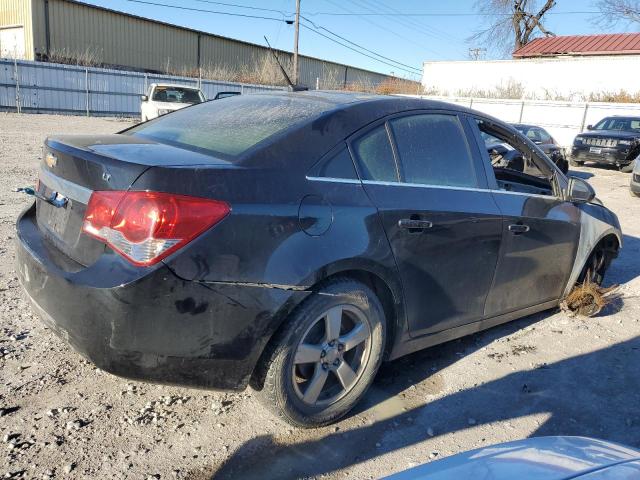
[1,112,639,480]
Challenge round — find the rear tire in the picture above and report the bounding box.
[254,278,386,428]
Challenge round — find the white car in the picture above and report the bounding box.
[386,436,640,479]
[140,83,205,121]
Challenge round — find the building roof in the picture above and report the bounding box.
[513,33,640,58]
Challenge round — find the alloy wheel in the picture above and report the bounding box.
[292,304,372,407]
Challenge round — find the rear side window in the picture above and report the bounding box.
[315,148,358,179]
[389,114,478,188]
[351,125,398,182]
[127,95,334,159]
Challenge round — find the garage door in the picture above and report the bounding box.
[0,26,25,59]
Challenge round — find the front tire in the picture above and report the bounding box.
[255,278,386,428]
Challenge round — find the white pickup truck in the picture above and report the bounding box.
[140,83,206,121]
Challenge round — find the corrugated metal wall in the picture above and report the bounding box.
[0,58,284,116]
[0,0,34,59]
[16,0,395,87]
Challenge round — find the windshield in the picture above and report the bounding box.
[128,94,334,158]
[514,126,552,144]
[593,117,640,132]
[152,86,203,104]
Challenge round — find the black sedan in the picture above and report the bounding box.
[16,92,621,427]
[571,116,640,172]
[512,123,569,174]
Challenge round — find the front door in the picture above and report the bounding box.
[350,113,503,336]
[470,118,581,317]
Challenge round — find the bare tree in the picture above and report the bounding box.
[595,0,640,26]
[468,0,557,55]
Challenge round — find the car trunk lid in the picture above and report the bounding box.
[36,134,230,267]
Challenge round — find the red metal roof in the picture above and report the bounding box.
[513,33,640,58]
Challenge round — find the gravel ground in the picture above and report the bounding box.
[1,112,639,480]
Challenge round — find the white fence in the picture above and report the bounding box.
[407,95,640,148]
[0,58,284,117]
[421,56,640,102]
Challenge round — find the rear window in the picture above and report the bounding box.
[152,86,203,104]
[128,95,333,158]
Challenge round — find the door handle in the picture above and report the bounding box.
[398,218,433,231]
[508,223,530,234]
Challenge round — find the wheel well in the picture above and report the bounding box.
[249,269,400,391]
[321,270,399,360]
[600,233,620,255]
[578,233,620,282]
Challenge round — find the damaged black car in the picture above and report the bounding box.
[571,116,640,172]
[16,92,622,427]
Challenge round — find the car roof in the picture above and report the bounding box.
[228,91,501,168]
[246,90,483,118]
[512,123,544,130]
[150,83,202,90]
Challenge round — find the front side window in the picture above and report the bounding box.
[389,114,478,188]
[351,125,398,182]
[476,119,554,196]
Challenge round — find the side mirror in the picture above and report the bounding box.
[567,176,596,204]
[141,95,148,102]
[586,124,594,130]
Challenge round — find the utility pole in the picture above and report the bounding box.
[468,47,486,61]
[293,0,301,85]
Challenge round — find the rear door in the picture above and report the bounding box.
[351,112,503,337]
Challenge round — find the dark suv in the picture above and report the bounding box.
[571,116,640,172]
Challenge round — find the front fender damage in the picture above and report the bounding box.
[563,202,622,298]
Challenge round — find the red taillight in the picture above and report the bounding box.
[82,191,230,266]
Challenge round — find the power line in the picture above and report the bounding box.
[125,0,286,21]
[323,0,446,59]
[304,10,599,17]
[300,15,422,73]
[299,23,420,76]
[125,0,422,77]
[353,0,461,44]
[194,0,292,16]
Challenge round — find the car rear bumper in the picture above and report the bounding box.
[571,146,632,166]
[16,203,309,390]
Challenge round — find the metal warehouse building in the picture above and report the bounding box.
[0,0,395,87]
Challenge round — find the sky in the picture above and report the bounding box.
[84,0,639,80]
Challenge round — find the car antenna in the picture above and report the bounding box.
[264,36,308,92]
